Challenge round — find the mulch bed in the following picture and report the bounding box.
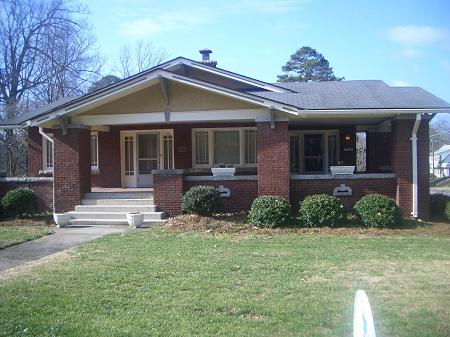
[164,214,450,237]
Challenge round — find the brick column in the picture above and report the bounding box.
[27,127,42,176]
[53,128,91,212]
[391,119,413,217]
[256,121,290,200]
[153,169,184,217]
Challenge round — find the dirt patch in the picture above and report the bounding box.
[0,214,54,228]
[164,214,450,237]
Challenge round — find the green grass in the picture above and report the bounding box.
[0,229,449,337]
[0,226,53,249]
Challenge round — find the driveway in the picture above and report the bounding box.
[0,225,127,272]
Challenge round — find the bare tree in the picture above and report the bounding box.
[114,41,168,78]
[0,0,100,176]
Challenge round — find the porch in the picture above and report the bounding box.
[30,116,429,219]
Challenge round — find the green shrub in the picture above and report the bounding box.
[181,186,222,216]
[354,194,401,228]
[248,195,291,228]
[430,194,450,219]
[445,201,450,221]
[1,188,38,217]
[298,194,345,227]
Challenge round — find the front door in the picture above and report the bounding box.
[137,133,159,187]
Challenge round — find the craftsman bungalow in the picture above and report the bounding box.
[1,50,449,225]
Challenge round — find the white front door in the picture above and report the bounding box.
[120,130,174,188]
[136,133,159,187]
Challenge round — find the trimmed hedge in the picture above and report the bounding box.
[248,195,291,228]
[430,194,450,219]
[354,194,401,228]
[445,201,450,221]
[181,186,223,216]
[298,194,345,227]
[1,188,38,218]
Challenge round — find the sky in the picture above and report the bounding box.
[85,0,450,122]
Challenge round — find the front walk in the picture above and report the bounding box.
[0,225,127,272]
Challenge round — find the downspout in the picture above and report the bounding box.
[411,113,421,218]
[39,127,53,143]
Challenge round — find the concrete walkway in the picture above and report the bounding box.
[0,225,127,272]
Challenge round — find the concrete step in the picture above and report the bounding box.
[68,211,165,221]
[81,198,153,206]
[84,192,153,199]
[75,205,157,213]
[68,219,166,227]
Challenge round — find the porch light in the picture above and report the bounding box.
[345,134,351,141]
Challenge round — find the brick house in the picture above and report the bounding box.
[1,50,449,224]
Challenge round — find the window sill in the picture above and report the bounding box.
[39,169,53,176]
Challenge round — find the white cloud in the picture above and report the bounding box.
[401,48,418,58]
[387,25,449,46]
[118,0,308,38]
[390,80,412,87]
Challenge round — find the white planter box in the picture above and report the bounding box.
[53,213,70,228]
[211,167,236,177]
[127,212,144,228]
[330,166,355,175]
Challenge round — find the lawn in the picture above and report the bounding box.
[0,221,54,249]
[0,224,449,337]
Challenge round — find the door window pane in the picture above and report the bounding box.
[139,160,158,174]
[327,135,337,171]
[138,134,158,174]
[304,134,324,172]
[195,131,209,165]
[163,135,173,169]
[244,130,256,164]
[124,136,134,176]
[91,133,98,167]
[214,130,240,165]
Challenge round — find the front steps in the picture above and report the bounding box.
[68,190,166,227]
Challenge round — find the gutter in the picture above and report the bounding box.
[411,113,421,218]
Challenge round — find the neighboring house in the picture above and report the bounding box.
[430,144,450,177]
[1,49,449,223]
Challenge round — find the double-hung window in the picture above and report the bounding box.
[42,136,54,172]
[289,130,339,174]
[192,128,257,168]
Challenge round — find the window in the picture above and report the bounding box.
[289,130,339,174]
[42,137,54,171]
[356,132,367,172]
[124,136,134,176]
[192,128,257,168]
[90,132,99,169]
[163,134,174,169]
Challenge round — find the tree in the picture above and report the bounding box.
[114,41,168,78]
[277,46,344,82]
[0,0,99,176]
[87,75,122,93]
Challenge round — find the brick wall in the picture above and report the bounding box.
[257,121,290,200]
[53,128,91,212]
[91,129,121,187]
[0,179,53,211]
[153,170,184,217]
[27,127,42,177]
[290,177,397,211]
[417,119,430,219]
[184,180,258,212]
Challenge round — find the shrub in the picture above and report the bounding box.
[248,195,291,228]
[298,194,345,227]
[181,186,222,216]
[430,194,450,219]
[445,201,450,221]
[1,188,38,217]
[354,194,401,228]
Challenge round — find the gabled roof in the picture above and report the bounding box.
[1,56,450,127]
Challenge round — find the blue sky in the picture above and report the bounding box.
[86,0,450,121]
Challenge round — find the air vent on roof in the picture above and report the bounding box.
[199,48,217,67]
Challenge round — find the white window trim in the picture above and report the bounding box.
[289,130,340,174]
[192,127,257,168]
[41,133,54,173]
[90,131,99,173]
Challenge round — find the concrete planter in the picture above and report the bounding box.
[330,166,355,175]
[211,167,236,177]
[127,212,144,228]
[53,213,70,228]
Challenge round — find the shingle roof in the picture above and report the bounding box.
[251,80,450,110]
